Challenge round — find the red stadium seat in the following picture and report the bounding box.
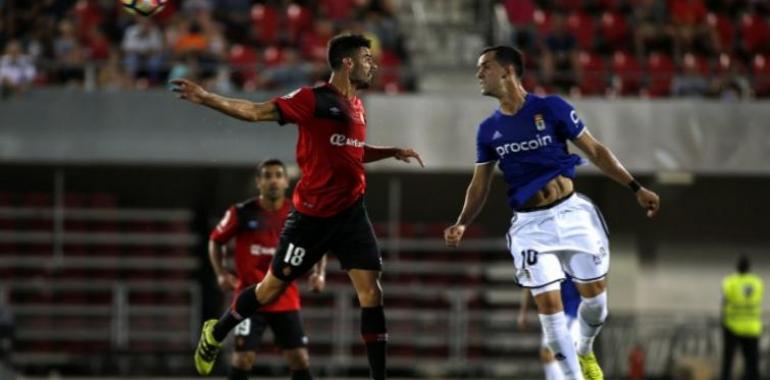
[600,11,629,50]
[285,4,314,45]
[557,0,582,11]
[681,52,710,76]
[611,50,642,95]
[567,11,595,49]
[752,54,770,97]
[707,12,735,52]
[533,9,552,36]
[228,44,260,87]
[578,51,607,96]
[645,52,675,97]
[263,46,285,67]
[250,4,279,46]
[739,13,770,54]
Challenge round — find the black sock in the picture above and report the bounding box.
[361,306,387,380]
[291,368,313,380]
[212,284,261,342]
[228,367,249,380]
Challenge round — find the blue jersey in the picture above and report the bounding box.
[476,94,586,210]
[561,278,581,318]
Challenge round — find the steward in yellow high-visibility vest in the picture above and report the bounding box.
[720,256,763,380]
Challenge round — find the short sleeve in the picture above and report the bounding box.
[272,87,315,125]
[548,96,585,140]
[209,207,238,243]
[476,124,497,164]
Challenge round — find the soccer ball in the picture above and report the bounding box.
[120,0,167,17]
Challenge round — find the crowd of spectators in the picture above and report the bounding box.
[0,0,414,98]
[500,0,770,98]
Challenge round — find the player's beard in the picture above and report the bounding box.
[351,68,372,89]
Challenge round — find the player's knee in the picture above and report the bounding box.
[580,291,608,322]
[232,351,257,369]
[355,282,383,307]
[256,278,289,305]
[576,279,606,298]
[285,348,310,370]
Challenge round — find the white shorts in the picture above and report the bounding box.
[507,193,610,289]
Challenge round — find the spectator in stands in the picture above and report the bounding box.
[97,49,130,91]
[502,0,538,54]
[53,19,86,86]
[632,0,674,57]
[260,47,313,89]
[542,12,579,91]
[0,40,36,98]
[121,17,165,83]
[671,53,710,96]
[669,0,718,56]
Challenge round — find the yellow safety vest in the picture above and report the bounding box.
[722,273,764,337]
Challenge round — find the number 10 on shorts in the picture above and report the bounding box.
[284,243,306,266]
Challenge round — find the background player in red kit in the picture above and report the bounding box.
[171,34,424,379]
[209,159,325,380]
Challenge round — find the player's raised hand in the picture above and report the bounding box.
[394,148,425,167]
[636,187,660,218]
[444,224,466,247]
[309,273,326,293]
[217,272,239,292]
[169,78,208,104]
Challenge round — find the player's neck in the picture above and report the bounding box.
[498,84,527,115]
[258,196,285,212]
[328,72,357,99]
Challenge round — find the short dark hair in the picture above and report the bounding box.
[480,46,525,79]
[327,34,371,70]
[737,255,751,273]
[257,159,286,177]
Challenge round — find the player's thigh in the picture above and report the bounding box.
[331,200,382,273]
[233,314,268,353]
[271,210,335,282]
[510,248,566,289]
[265,311,309,351]
[561,250,609,289]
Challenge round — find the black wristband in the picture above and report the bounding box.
[628,179,642,193]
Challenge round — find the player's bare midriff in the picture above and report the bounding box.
[520,175,574,209]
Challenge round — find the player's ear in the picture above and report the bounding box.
[342,56,354,71]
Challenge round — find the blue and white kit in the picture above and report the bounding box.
[476,94,610,294]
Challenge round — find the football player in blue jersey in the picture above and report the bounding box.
[444,46,660,380]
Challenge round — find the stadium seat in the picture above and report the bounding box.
[599,11,629,50]
[739,13,770,54]
[533,9,552,36]
[566,11,595,50]
[285,4,314,45]
[250,4,280,46]
[228,44,260,87]
[611,50,642,95]
[645,51,675,97]
[578,51,608,96]
[707,12,735,52]
[751,54,770,97]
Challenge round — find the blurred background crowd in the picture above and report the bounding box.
[1,0,769,98]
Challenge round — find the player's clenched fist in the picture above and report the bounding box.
[170,78,208,104]
[636,187,660,218]
[444,224,466,247]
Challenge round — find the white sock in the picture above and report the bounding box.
[539,312,583,380]
[577,291,608,356]
[544,360,564,380]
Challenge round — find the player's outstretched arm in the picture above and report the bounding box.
[573,130,660,217]
[170,78,279,122]
[444,162,495,247]
[363,144,424,167]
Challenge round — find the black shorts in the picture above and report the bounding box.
[233,311,308,351]
[271,197,382,281]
